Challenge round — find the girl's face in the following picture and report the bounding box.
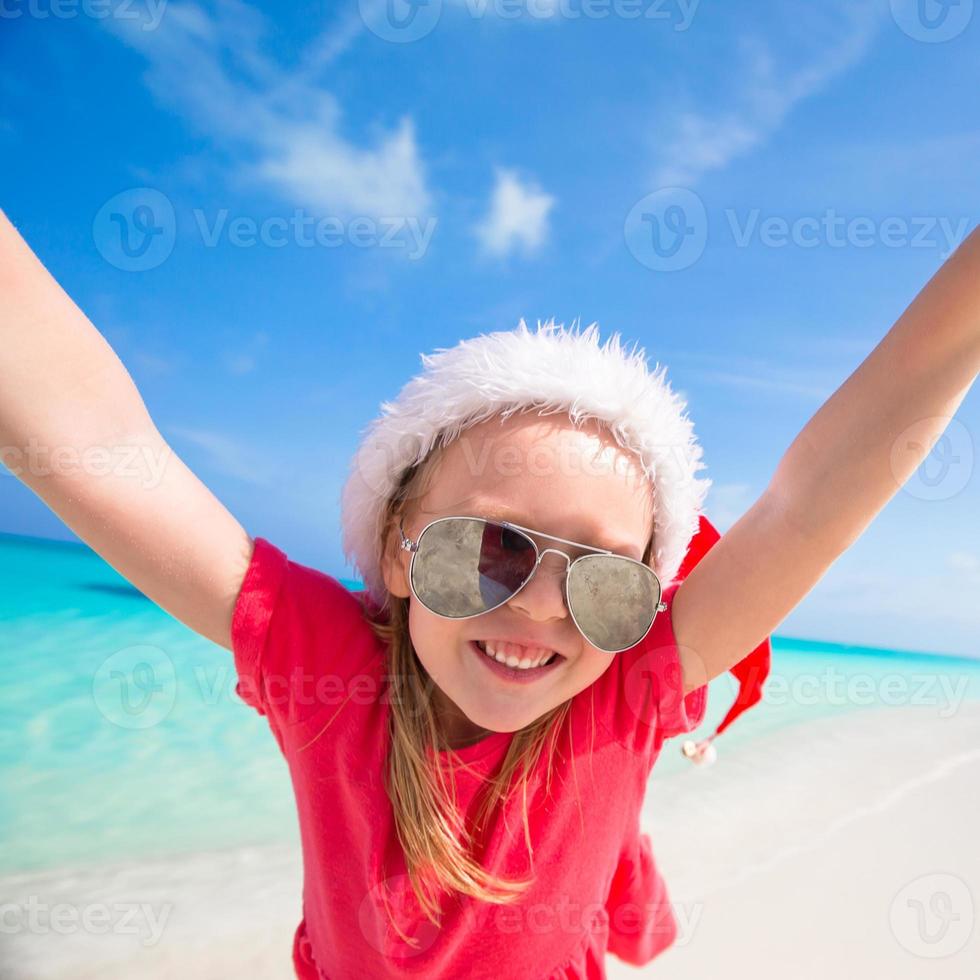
[381,412,655,747]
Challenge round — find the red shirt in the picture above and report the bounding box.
[231,537,708,979]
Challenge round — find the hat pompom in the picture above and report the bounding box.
[682,739,718,766]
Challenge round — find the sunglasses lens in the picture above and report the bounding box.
[567,554,661,652]
[412,518,536,617]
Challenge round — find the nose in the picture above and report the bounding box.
[506,549,569,622]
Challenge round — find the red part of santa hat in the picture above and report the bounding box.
[675,514,771,740]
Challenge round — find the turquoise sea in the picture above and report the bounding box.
[3,531,980,876]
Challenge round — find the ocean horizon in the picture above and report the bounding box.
[4,531,980,877]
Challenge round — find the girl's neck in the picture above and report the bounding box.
[443,715,494,749]
[431,687,494,749]
[447,729,493,750]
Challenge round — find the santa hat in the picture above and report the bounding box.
[339,318,770,761]
[674,513,771,765]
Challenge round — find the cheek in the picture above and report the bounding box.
[569,649,614,689]
[406,605,461,674]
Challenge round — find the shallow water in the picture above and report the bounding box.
[3,532,979,873]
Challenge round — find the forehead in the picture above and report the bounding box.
[417,413,653,557]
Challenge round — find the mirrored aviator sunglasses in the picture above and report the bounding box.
[398,515,665,654]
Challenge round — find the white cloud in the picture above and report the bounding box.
[652,0,883,188]
[474,168,556,258]
[254,114,429,219]
[132,351,175,375]
[787,562,980,658]
[445,0,564,18]
[947,551,980,576]
[668,350,839,402]
[688,367,833,401]
[222,353,256,376]
[107,1,431,220]
[297,6,371,75]
[704,482,756,533]
[166,425,273,485]
[221,331,268,376]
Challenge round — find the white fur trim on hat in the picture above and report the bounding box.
[340,318,711,607]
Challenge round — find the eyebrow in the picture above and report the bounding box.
[472,503,645,560]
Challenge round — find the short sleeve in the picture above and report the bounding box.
[230,536,381,744]
[597,581,708,764]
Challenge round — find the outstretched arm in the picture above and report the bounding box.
[0,208,253,650]
[674,227,980,693]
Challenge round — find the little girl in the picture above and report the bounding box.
[2,206,979,979]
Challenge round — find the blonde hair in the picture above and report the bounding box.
[364,444,576,945]
[320,415,655,946]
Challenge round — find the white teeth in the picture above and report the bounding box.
[476,640,557,670]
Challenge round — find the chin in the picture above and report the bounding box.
[456,696,543,734]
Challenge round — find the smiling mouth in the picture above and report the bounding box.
[474,639,562,670]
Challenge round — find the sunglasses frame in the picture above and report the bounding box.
[398,514,666,654]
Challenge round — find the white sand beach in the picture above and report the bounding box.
[612,701,980,979]
[3,702,978,979]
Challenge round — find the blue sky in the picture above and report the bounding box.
[1,0,979,656]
